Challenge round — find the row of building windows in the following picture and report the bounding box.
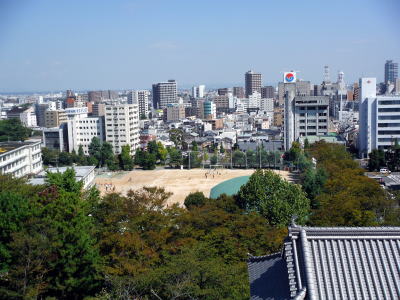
[378,108,400,112]
[377,130,400,135]
[377,123,400,127]
[378,115,400,120]
[378,100,400,105]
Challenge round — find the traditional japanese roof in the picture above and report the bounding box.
[248,225,400,300]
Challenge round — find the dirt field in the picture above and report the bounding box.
[95,168,291,206]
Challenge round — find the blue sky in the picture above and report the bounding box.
[0,0,399,92]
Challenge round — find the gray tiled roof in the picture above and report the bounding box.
[248,253,291,300]
[248,226,400,300]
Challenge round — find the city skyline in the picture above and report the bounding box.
[1,0,399,92]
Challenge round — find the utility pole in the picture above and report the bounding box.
[245,151,248,169]
[259,140,262,169]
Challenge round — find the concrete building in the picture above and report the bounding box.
[191,85,205,98]
[44,110,68,128]
[7,106,37,128]
[248,92,261,109]
[359,77,400,157]
[35,103,49,127]
[152,80,177,109]
[396,78,400,94]
[164,103,185,122]
[29,166,96,190]
[233,86,245,98]
[128,90,150,118]
[92,103,106,116]
[285,81,329,150]
[0,141,42,178]
[217,88,229,96]
[213,95,230,112]
[245,70,262,98]
[278,81,312,105]
[203,101,216,119]
[385,60,398,84]
[43,124,68,152]
[67,116,105,155]
[261,86,275,99]
[260,98,274,112]
[104,103,140,154]
[88,90,118,103]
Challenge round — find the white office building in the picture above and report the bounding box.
[105,103,140,154]
[0,141,43,178]
[67,116,105,155]
[359,77,400,157]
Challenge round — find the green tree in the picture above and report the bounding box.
[236,170,310,226]
[168,147,182,168]
[191,141,199,151]
[77,145,87,165]
[0,118,32,142]
[58,151,73,166]
[41,147,58,166]
[43,169,102,297]
[101,142,114,168]
[120,145,134,171]
[157,142,168,164]
[169,129,184,149]
[210,154,218,165]
[368,149,386,171]
[88,137,102,166]
[233,150,245,168]
[184,192,207,209]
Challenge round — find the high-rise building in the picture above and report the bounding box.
[396,78,400,94]
[7,106,37,128]
[384,60,398,83]
[152,80,177,109]
[245,70,262,97]
[233,87,245,98]
[261,86,275,99]
[191,85,205,98]
[128,90,150,118]
[358,77,400,157]
[213,95,230,112]
[218,88,229,96]
[67,117,105,154]
[104,103,140,154]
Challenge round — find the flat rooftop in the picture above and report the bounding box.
[0,141,41,155]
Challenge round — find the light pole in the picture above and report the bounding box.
[245,150,248,169]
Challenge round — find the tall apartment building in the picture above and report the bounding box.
[0,141,42,178]
[67,117,105,154]
[248,91,261,109]
[65,107,88,120]
[245,70,262,97]
[128,90,150,118]
[384,60,398,83]
[104,103,140,154]
[233,86,245,98]
[191,85,205,98]
[44,110,68,128]
[152,80,177,109]
[278,81,312,105]
[261,86,275,99]
[359,77,400,157]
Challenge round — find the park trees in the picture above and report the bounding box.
[119,145,134,171]
[236,170,310,226]
[0,118,32,142]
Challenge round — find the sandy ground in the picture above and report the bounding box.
[95,168,291,206]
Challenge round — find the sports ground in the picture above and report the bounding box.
[95,168,290,206]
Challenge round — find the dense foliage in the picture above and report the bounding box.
[368,141,400,172]
[0,172,286,299]
[0,119,32,142]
